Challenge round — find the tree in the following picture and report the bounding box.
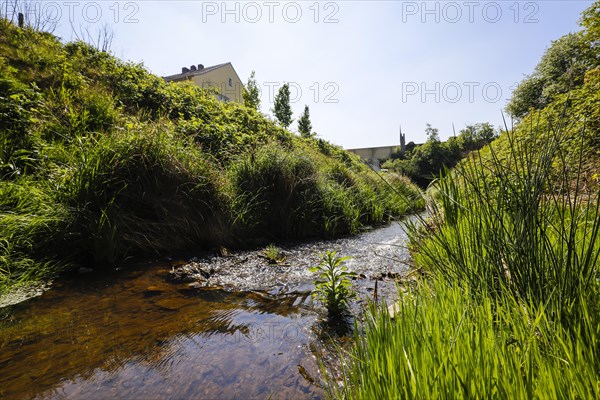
[580,0,600,42]
[273,83,293,128]
[242,70,261,111]
[297,105,313,138]
[458,122,497,151]
[425,123,440,142]
[506,34,592,119]
[507,2,600,120]
[474,122,496,142]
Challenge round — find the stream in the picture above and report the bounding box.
[0,218,417,399]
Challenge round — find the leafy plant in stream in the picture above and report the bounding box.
[261,244,286,265]
[310,251,355,317]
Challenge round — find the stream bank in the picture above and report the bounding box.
[0,218,417,399]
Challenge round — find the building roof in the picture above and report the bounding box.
[163,62,232,82]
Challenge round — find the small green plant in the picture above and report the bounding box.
[310,251,355,317]
[261,244,286,264]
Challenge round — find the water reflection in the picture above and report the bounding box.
[0,266,322,399]
[1,220,416,399]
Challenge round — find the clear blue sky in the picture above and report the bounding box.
[50,1,594,147]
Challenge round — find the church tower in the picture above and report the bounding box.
[399,125,406,155]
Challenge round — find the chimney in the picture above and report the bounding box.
[197,64,204,70]
[182,67,190,73]
[18,13,24,28]
[190,65,197,71]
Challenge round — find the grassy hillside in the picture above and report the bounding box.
[480,69,600,191]
[334,68,600,400]
[0,19,423,292]
[333,3,599,397]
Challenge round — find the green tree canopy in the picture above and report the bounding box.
[457,122,497,151]
[506,1,600,119]
[580,0,600,42]
[242,70,261,111]
[273,83,293,128]
[297,105,313,138]
[425,123,440,142]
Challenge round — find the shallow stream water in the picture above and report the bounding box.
[0,218,416,399]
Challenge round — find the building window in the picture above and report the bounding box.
[228,78,233,87]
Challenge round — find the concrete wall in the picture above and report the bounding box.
[347,145,399,169]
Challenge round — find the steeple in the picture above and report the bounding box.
[399,125,406,155]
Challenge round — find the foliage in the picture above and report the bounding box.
[310,251,355,317]
[383,123,498,187]
[335,93,600,400]
[424,122,439,142]
[297,105,313,138]
[0,77,41,179]
[456,122,496,151]
[336,125,599,397]
[0,20,424,291]
[273,83,293,128]
[333,5,600,398]
[242,70,261,111]
[261,244,286,264]
[506,1,600,119]
[484,69,600,191]
[335,279,599,399]
[581,0,600,41]
[411,124,600,323]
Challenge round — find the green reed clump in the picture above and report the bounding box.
[227,143,323,242]
[335,279,599,400]
[56,125,228,265]
[0,180,72,290]
[329,95,600,398]
[410,118,600,324]
[228,143,423,244]
[332,118,600,399]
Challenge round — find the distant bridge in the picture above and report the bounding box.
[347,131,407,170]
[346,145,400,170]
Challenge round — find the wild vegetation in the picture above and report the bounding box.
[310,251,355,319]
[334,2,600,398]
[0,19,423,292]
[382,122,497,187]
[335,120,600,398]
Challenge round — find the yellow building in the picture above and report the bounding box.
[164,62,244,104]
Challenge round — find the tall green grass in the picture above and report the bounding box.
[0,181,71,290]
[333,116,600,398]
[412,117,599,323]
[335,279,599,399]
[0,20,424,292]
